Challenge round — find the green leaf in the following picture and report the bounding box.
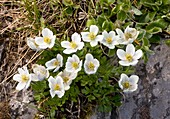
[165,39,170,47]
[142,38,150,46]
[146,19,168,30]
[117,10,127,21]
[50,109,56,118]
[62,0,73,6]
[102,21,114,31]
[87,95,96,101]
[149,35,161,43]
[137,29,146,40]
[132,6,142,15]
[86,19,96,27]
[107,0,115,4]
[147,27,162,34]
[97,16,106,27]
[108,49,116,57]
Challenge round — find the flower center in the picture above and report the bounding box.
[44,37,51,44]
[21,75,29,82]
[53,60,59,66]
[88,32,96,40]
[125,54,133,62]
[70,42,77,49]
[123,81,130,89]
[63,77,69,83]
[72,62,78,69]
[88,62,95,70]
[54,84,60,90]
[106,37,112,44]
[125,33,132,40]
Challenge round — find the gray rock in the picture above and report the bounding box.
[118,44,170,119]
[91,44,170,119]
[9,90,38,119]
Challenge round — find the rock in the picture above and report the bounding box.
[9,89,38,119]
[90,44,170,119]
[118,44,170,119]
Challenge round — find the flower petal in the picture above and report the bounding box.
[85,53,93,61]
[116,28,124,37]
[45,59,57,70]
[109,31,115,38]
[13,74,22,82]
[48,36,56,48]
[72,32,81,42]
[25,78,31,89]
[126,44,135,55]
[117,49,126,60]
[61,41,71,48]
[63,49,76,54]
[53,67,60,72]
[90,25,98,35]
[129,60,138,66]
[77,42,84,50]
[129,84,138,92]
[16,82,26,91]
[50,90,56,98]
[42,28,53,38]
[95,35,104,42]
[118,73,128,89]
[55,91,64,98]
[48,76,56,89]
[30,73,39,81]
[35,37,45,45]
[102,30,109,38]
[119,60,130,66]
[90,40,98,47]
[133,49,143,60]
[129,75,139,84]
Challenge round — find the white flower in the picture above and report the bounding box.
[27,37,42,51]
[84,53,100,74]
[118,73,139,93]
[116,26,139,45]
[61,32,84,54]
[45,54,63,72]
[35,28,56,49]
[117,44,143,66]
[65,54,82,73]
[81,25,104,47]
[58,70,77,90]
[101,30,119,49]
[48,76,65,98]
[13,66,31,91]
[30,64,49,81]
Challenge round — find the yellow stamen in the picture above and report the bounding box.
[54,84,60,90]
[44,37,51,44]
[125,54,133,62]
[70,42,77,49]
[125,33,132,40]
[72,62,78,69]
[106,37,112,44]
[134,39,140,45]
[123,81,130,89]
[21,75,29,82]
[88,62,95,70]
[88,32,96,40]
[53,60,59,66]
[63,77,69,83]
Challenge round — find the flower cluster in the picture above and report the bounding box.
[13,25,143,99]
